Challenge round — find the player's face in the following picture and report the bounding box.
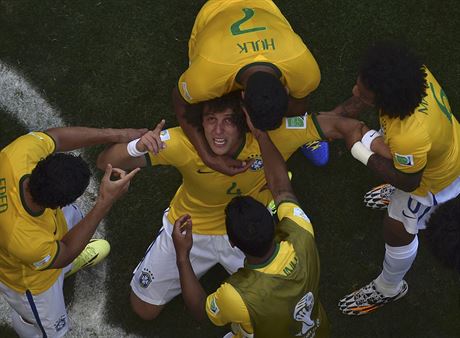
[352,77,375,107]
[202,108,242,156]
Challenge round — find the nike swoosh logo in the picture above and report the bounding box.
[370,132,377,137]
[402,210,416,219]
[196,169,213,174]
[81,253,99,269]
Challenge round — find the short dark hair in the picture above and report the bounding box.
[359,41,427,119]
[29,153,91,208]
[425,195,460,274]
[242,71,287,130]
[225,196,275,258]
[184,91,248,135]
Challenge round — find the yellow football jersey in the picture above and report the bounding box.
[0,132,68,294]
[380,67,460,197]
[146,114,323,235]
[205,202,314,337]
[178,0,320,103]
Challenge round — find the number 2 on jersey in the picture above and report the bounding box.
[230,8,266,36]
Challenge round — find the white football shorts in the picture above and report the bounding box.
[388,176,460,234]
[131,209,245,305]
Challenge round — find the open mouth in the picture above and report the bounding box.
[214,138,226,146]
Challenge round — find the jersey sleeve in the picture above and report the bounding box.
[178,56,235,104]
[277,201,314,236]
[145,128,192,167]
[4,132,56,161]
[206,282,252,330]
[268,114,324,156]
[280,50,320,99]
[8,220,59,271]
[389,130,429,174]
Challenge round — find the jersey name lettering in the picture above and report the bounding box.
[0,178,7,213]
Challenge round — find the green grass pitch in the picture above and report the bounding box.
[0,1,459,337]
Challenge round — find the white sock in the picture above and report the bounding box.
[374,236,418,296]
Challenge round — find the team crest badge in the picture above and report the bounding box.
[247,154,264,171]
[54,315,66,332]
[139,268,154,288]
[394,153,414,166]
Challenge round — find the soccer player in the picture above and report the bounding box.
[336,42,460,315]
[171,111,330,337]
[97,91,365,321]
[172,0,325,175]
[425,195,460,274]
[0,126,143,337]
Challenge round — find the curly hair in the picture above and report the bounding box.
[243,71,287,130]
[29,153,90,208]
[183,91,248,135]
[359,42,427,119]
[425,195,460,274]
[225,196,275,258]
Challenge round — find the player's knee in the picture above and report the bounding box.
[129,291,164,320]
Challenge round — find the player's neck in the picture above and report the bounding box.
[239,66,278,87]
[246,242,277,266]
[22,177,45,213]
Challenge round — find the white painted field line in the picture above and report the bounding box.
[0,62,137,337]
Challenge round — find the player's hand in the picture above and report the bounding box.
[243,108,265,140]
[172,214,193,260]
[205,154,254,176]
[116,128,149,143]
[97,164,140,208]
[136,119,166,154]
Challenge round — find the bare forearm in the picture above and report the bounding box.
[47,127,131,152]
[254,131,294,203]
[334,96,372,118]
[97,143,145,171]
[177,258,207,321]
[54,201,112,268]
[367,155,420,192]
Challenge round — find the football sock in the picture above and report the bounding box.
[375,236,418,297]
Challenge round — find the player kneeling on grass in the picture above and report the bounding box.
[0,126,143,337]
[172,114,329,338]
[96,90,367,324]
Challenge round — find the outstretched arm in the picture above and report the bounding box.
[46,127,147,152]
[325,96,373,119]
[97,120,166,171]
[172,214,208,322]
[245,112,297,205]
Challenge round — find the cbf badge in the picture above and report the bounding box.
[139,268,154,288]
[247,154,264,171]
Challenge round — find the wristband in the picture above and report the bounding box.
[127,138,148,157]
[351,141,374,165]
[361,129,382,151]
